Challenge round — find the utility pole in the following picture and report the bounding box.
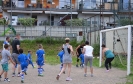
[70,0,72,33]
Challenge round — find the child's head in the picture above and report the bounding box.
[19,49,23,54]
[28,50,32,54]
[4,44,9,49]
[38,44,43,49]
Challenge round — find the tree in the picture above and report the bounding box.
[18,18,36,36]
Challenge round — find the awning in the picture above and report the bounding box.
[7,10,43,13]
[45,11,78,14]
[82,12,114,14]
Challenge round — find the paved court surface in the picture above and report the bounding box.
[0,63,127,84]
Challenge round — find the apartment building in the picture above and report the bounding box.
[1,0,133,27]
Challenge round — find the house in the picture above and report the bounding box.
[1,0,133,27]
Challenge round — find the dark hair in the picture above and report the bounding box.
[6,36,10,40]
[85,41,89,45]
[19,49,23,54]
[65,40,69,43]
[4,44,9,49]
[28,50,31,53]
[101,44,106,47]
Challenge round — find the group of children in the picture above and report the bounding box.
[0,44,45,83]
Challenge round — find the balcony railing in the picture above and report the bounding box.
[119,2,133,11]
[2,0,77,10]
[80,1,118,11]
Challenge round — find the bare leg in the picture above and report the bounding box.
[90,67,93,77]
[4,72,7,78]
[12,64,16,74]
[67,63,72,77]
[17,64,21,74]
[84,66,87,74]
[0,70,4,76]
[59,64,67,76]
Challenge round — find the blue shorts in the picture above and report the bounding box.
[21,63,28,72]
[36,60,44,66]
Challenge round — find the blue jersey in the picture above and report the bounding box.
[57,50,64,63]
[3,41,10,45]
[36,49,45,61]
[79,54,84,63]
[18,54,28,65]
[27,53,32,60]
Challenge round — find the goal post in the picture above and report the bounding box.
[99,25,132,75]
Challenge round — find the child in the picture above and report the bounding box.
[18,49,28,83]
[57,49,65,74]
[79,54,84,68]
[36,44,45,76]
[27,50,35,68]
[0,44,15,82]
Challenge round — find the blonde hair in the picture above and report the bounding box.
[38,44,43,49]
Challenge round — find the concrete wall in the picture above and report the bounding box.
[0,26,84,37]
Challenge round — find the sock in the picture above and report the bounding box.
[21,74,24,80]
[38,68,41,74]
[40,68,43,74]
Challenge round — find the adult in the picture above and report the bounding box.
[101,44,114,72]
[11,34,21,77]
[76,44,85,67]
[56,38,74,81]
[3,36,10,50]
[82,41,94,77]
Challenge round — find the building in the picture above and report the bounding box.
[1,0,133,27]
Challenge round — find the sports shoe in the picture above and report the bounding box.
[24,72,27,75]
[21,80,24,83]
[63,71,65,74]
[91,74,93,77]
[38,74,44,77]
[66,77,72,81]
[56,75,60,80]
[76,64,78,67]
[106,70,109,72]
[84,74,87,77]
[12,73,15,77]
[17,74,21,77]
[4,78,10,82]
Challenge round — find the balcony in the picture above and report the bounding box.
[2,0,77,12]
[80,1,118,12]
[118,2,133,12]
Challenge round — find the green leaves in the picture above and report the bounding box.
[18,18,36,26]
[64,19,85,26]
[118,19,133,26]
[0,18,7,25]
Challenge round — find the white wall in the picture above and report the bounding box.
[37,14,48,26]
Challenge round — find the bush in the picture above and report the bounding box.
[92,44,100,57]
[18,18,36,26]
[64,19,85,26]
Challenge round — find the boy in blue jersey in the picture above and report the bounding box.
[79,54,84,68]
[3,37,10,50]
[27,51,34,68]
[57,49,65,74]
[36,44,45,76]
[18,49,28,83]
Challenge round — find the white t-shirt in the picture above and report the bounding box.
[83,45,94,57]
